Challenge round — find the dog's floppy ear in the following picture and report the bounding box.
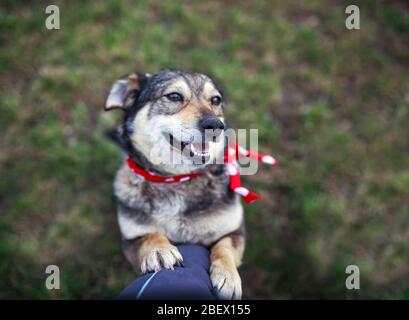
[104,73,151,111]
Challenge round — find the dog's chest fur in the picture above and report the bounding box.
[114,162,243,246]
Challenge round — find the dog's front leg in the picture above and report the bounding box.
[123,233,183,274]
[210,232,245,300]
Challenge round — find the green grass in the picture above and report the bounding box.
[0,0,408,299]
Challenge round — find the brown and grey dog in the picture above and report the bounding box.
[105,69,245,299]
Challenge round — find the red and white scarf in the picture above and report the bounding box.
[126,143,277,204]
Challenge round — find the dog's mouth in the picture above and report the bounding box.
[164,133,210,161]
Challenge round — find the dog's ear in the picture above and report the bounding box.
[104,73,151,111]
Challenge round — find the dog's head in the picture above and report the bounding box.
[105,69,227,175]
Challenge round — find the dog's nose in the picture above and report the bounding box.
[199,117,225,132]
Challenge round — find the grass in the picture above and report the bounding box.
[0,0,408,299]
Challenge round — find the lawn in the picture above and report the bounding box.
[0,0,408,299]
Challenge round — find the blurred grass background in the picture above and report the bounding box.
[0,0,408,299]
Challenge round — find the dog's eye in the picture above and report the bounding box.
[165,92,184,102]
[210,96,222,106]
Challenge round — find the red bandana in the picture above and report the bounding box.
[126,143,277,204]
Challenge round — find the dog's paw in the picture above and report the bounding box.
[210,260,242,300]
[140,245,183,274]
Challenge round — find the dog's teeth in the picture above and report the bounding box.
[193,151,209,157]
[190,143,209,157]
[190,145,209,157]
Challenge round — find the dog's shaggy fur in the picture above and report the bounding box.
[105,69,245,299]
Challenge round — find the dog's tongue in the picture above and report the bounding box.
[191,142,209,153]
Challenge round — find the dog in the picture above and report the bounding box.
[104,69,245,299]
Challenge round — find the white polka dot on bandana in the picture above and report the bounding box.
[238,146,248,155]
[234,187,249,196]
[262,155,275,165]
[227,163,238,175]
[179,177,190,182]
